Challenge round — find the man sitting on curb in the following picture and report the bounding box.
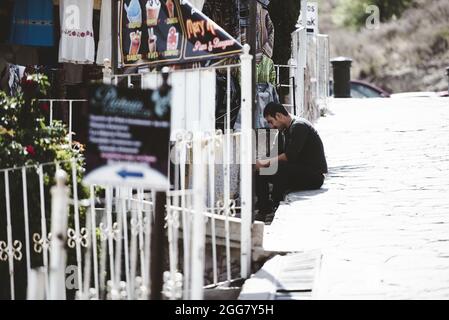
[255,102,328,222]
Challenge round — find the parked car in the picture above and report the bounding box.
[330,80,391,98]
[349,80,391,98]
[390,92,440,98]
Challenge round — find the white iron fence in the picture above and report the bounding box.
[0,160,166,300]
[1,46,253,300]
[37,99,88,144]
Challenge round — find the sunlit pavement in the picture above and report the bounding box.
[263,98,449,299]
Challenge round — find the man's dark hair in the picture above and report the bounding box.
[263,102,289,118]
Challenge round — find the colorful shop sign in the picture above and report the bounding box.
[120,0,243,67]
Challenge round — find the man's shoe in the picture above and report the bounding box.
[255,199,274,211]
[254,212,266,222]
[264,213,275,224]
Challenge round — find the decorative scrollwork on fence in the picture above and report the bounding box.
[165,208,181,230]
[75,288,98,300]
[131,216,151,236]
[99,222,120,242]
[130,217,140,235]
[216,200,225,216]
[0,240,23,262]
[134,276,149,300]
[0,241,7,261]
[229,199,237,218]
[67,227,89,249]
[184,131,194,149]
[12,240,22,261]
[215,199,238,218]
[162,271,183,300]
[33,233,52,253]
[106,280,128,300]
[214,129,224,148]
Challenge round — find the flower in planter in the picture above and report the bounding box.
[25,145,36,156]
[40,102,50,113]
[21,76,39,97]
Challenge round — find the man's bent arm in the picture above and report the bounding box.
[258,153,288,169]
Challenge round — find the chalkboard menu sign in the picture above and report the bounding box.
[83,84,171,189]
[120,0,243,67]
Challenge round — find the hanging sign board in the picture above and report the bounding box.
[83,84,171,190]
[297,2,319,34]
[120,0,243,67]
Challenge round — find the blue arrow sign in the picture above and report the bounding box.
[117,169,144,179]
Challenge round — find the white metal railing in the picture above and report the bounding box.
[274,63,298,115]
[104,47,253,299]
[0,159,159,300]
[38,99,88,144]
[1,46,253,300]
[165,130,248,299]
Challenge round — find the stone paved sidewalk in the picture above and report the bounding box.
[263,98,449,299]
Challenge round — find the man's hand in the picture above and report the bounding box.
[256,159,270,171]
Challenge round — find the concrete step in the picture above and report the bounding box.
[238,250,322,300]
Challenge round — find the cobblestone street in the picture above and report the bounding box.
[263,98,449,299]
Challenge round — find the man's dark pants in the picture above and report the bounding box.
[256,162,324,211]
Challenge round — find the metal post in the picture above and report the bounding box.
[111,0,119,75]
[103,59,113,85]
[240,44,253,279]
[289,58,297,115]
[4,171,15,300]
[71,161,83,294]
[22,168,32,285]
[150,192,166,300]
[249,0,257,265]
[49,170,69,300]
[38,165,50,297]
[49,100,54,125]
[89,185,100,298]
[224,67,232,282]
[190,134,207,300]
[299,0,308,115]
[69,101,73,144]
[27,268,46,300]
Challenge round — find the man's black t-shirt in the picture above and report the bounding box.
[277,117,328,174]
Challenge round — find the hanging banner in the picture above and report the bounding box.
[83,84,171,190]
[120,0,243,67]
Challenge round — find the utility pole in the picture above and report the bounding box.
[299,0,308,114]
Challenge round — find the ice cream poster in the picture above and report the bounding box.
[121,0,183,64]
[120,0,242,67]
